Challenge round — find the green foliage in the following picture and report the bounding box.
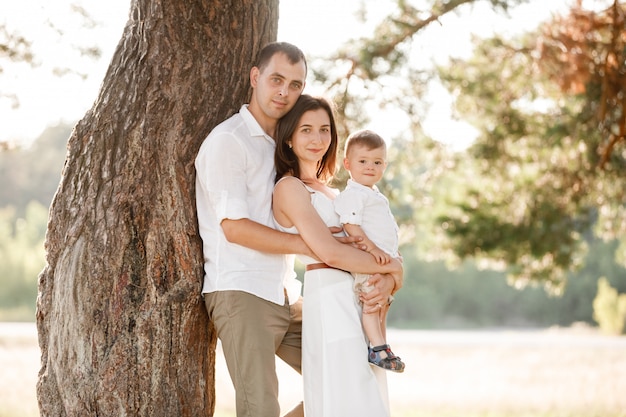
[430,14,626,289]
[389,238,626,329]
[0,123,70,321]
[0,201,47,321]
[592,277,626,335]
[390,255,555,328]
[0,123,70,215]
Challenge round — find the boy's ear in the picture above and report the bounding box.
[343,157,350,170]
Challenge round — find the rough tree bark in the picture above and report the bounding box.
[36,0,278,415]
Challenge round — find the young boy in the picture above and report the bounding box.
[334,129,405,373]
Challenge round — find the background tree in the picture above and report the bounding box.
[303,0,624,297]
[317,0,530,248]
[0,24,33,113]
[0,201,47,321]
[0,4,101,120]
[36,0,278,415]
[0,124,71,214]
[415,0,626,290]
[314,0,528,135]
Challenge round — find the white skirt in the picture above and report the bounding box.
[302,267,389,417]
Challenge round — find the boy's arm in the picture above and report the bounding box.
[342,223,391,265]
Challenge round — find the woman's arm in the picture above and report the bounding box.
[222,218,364,258]
[273,178,402,276]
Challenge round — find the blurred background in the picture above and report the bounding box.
[1,0,625,416]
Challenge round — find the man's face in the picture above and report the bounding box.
[249,52,306,122]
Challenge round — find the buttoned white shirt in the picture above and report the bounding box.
[194,105,300,305]
[334,179,399,257]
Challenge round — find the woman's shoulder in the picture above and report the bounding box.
[275,175,313,193]
[276,175,301,186]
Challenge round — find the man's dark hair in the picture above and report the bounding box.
[256,42,307,75]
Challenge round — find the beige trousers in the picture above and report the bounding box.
[205,290,303,417]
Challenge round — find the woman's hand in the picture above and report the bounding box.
[360,273,395,314]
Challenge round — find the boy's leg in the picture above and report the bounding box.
[362,310,386,347]
[379,304,390,340]
[356,273,387,351]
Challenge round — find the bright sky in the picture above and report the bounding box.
[0,0,573,148]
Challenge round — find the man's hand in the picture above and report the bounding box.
[360,273,395,314]
[329,226,367,251]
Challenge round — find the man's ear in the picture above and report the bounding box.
[250,66,259,88]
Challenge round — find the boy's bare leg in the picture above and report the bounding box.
[379,304,389,340]
[363,310,388,358]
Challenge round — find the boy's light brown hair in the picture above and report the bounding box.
[344,129,387,157]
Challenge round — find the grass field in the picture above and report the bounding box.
[2,323,625,417]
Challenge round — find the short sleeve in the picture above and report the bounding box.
[334,187,367,225]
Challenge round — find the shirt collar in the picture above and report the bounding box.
[240,104,274,143]
[347,178,379,193]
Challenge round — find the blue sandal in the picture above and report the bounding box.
[368,344,405,373]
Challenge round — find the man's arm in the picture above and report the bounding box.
[221,218,310,255]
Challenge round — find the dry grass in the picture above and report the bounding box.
[0,323,40,417]
[2,323,626,417]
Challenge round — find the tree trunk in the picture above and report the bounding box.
[35,0,278,415]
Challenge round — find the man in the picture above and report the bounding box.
[195,42,397,417]
[195,42,308,417]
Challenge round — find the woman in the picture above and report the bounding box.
[272,95,403,417]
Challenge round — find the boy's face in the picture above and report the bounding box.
[343,144,387,188]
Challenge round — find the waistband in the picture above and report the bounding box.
[306,263,342,272]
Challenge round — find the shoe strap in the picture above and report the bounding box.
[370,344,390,353]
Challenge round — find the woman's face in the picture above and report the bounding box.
[289,108,332,165]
